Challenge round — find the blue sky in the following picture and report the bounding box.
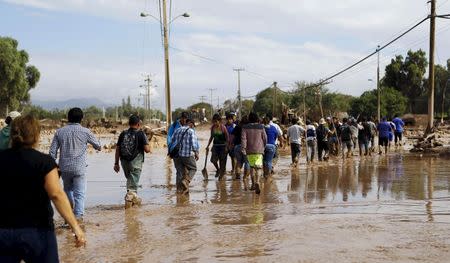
[1,0,450,110]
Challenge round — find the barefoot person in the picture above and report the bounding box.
[286,118,305,167]
[114,115,151,207]
[50,107,101,220]
[0,115,86,262]
[242,112,267,194]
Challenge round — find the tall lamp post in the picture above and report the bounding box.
[140,6,189,129]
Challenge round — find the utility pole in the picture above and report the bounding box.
[207,88,216,120]
[234,68,245,119]
[162,0,172,128]
[427,0,436,132]
[143,75,152,112]
[377,45,381,122]
[318,87,324,118]
[272,82,278,118]
[199,95,207,104]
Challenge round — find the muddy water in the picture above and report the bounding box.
[56,135,450,262]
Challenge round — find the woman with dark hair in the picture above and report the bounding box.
[205,113,229,180]
[0,115,86,262]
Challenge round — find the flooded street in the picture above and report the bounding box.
[55,133,450,262]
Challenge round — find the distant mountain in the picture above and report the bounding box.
[32,98,114,110]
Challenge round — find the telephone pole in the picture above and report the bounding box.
[162,0,172,128]
[427,0,436,132]
[233,68,245,119]
[143,75,152,112]
[377,45,381,122]
[199,95,207,104]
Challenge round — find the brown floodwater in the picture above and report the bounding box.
[55,135,450,262]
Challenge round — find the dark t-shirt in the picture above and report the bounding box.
[0,148,57,229]
[232,125,243,145]
[117,128,149,153]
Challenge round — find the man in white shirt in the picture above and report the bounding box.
[286,118,305,167]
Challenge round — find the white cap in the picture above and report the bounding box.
[8,111,21,120]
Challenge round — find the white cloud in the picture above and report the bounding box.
[4,0,450,110]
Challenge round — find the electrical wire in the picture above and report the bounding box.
[307,16,430,89]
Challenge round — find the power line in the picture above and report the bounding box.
[308,16,430,89]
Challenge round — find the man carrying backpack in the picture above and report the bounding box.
[114,115,151,208]
[171,119,199,195]
[340,118,353,159]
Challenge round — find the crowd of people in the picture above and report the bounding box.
[0,107,405,262]
[166,111,406,196]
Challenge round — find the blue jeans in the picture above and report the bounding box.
[61,172,86,218]
[263,144,276,171]
[0,228,58,263]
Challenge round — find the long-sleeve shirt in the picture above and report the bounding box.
[241,123,267,155]
[172,126,199,157]
[49,123,101,174]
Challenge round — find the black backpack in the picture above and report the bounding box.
[119,129,140,161]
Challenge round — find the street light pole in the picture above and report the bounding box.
[377,45,381,122]
[161,0,172,128]
[427,0,436,132]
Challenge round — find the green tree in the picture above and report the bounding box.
[350,87,408,119]
[382,49,428,112]
[0,37,40,113]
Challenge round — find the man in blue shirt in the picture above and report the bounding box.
[172,119,200,195]
[392,115,405,147]
[167,111,189,146]
[50,108,101,219]
[225,113,237,174]
[263,116,282,178]
[377,117,392,155]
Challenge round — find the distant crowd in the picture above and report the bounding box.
[0,108,405,262]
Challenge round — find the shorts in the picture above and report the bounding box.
[211,145,227,163]
[379,137,389,146]
[247,154,263,168]
[388,132,393,142]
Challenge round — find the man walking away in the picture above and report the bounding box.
[305,120,316,164]
[377,117,392,155]
[50,107,101,220]
[287,118,305,167]
[358,117,370,156]
[262,116,279,178]
[0,111,21,151]
[339,118,353,159]
[232,116,250,180]
[316,118,330,161]
[171,119,199,195]
[367,117,377,152]
[225,113,237,174]
[392,115,405,147]
[242,112,267,194]
[114,115,150,208]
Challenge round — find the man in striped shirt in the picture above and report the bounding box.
[49,108,101,220]
[172,119,199,195]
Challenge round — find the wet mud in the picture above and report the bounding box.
[56,139,450,262]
